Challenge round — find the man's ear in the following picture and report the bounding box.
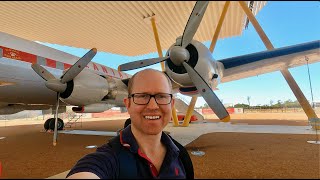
[124,98,130,109]
[171,98,175,108]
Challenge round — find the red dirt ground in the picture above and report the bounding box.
[0,118,319,179]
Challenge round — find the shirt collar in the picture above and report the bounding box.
[120,124,180,155]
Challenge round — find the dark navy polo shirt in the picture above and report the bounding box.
[66,125,186,179]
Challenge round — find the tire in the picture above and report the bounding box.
[49,118,64,131]
[44,118,54,131]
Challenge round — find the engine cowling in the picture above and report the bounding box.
[165,40,221,95]
[72,103,114,113]
[102,77,128,106]
[60,69,109,106]
[0,104,51,115]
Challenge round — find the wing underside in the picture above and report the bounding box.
[219,40,320,83]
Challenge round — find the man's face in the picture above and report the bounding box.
[124,70,174,136]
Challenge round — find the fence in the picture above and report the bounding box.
[201,107,320,114]
[243,107,320,113]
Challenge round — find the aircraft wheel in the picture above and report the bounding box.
[44,118,54,131]
[49,118,64,131]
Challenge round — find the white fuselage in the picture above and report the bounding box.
[0,58,58,105]
[0,32,131,108]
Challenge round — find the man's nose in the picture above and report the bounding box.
[147,97,159,109]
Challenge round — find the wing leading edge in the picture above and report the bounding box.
[219,40,320,83]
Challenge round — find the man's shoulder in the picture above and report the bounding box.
[166,134,184,150]
[82,143,117,161]
[96,142,113,152]
[66,142,119,179]
[105,135,122,149]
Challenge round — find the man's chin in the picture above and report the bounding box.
[144,129,163,136]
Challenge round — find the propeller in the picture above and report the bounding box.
[32,48,97,93]
[31,48,97,146]
[118,1,230,122]
[119,2,209,71]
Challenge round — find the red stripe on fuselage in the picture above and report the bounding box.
[0,46,128,79]
[1,46,37,64]
[93,63,99,71]
[64,63,72,70]
[46,58,56,68]
[101,65,108,73]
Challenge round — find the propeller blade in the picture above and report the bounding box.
[45,79,67,93]
[182,62,230,121]
[53,92,60,146]
[60,48,97,83]
[31,64,56,81]
[118,57,168,71]
[181,1,209,48]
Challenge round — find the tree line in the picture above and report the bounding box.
[199,99,303,109]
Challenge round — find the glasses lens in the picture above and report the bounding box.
[133,94,150,105]
[155,94,172,105]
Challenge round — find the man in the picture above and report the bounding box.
[66,69,193,179]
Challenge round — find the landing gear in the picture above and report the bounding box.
[44,118,53,131]
[44,118,64,131]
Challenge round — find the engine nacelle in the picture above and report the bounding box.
[0,106,24,114]
[102,77,128,107]
[60,69,109,106]
[72,103,114,113]
[0,104,50,115]
[165,40,221,95]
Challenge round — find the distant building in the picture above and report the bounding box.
[223,103,233,108]
[311,102,320,108]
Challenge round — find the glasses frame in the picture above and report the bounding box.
[128,93,173,105]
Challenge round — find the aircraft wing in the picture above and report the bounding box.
[0,31,81,64]
[219,40,320,83]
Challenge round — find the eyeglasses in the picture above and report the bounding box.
[128,93,173,105]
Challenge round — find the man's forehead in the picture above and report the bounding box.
[135,70,164,79]
[132,70,170,91]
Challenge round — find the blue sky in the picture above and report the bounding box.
[41,1,320,107]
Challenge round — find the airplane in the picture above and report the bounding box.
[0,1,319,146]
[0,31,133,145]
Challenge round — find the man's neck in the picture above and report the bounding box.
[131,125,163,154]
[131,125,166,172]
